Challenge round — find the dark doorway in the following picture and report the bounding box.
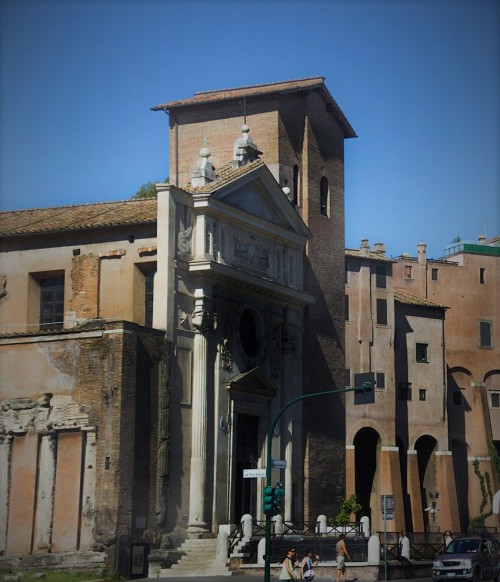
[354,427,380,521]
[234,413,260,521]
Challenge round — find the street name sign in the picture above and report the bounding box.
[243,468,266,478]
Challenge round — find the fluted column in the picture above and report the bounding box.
[33,432,56,552]
[0,434,13,553]
[187,291,214,535]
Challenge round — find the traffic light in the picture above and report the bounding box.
[263,486,275,515]
[263,483,285,516]
[273,482,285,515]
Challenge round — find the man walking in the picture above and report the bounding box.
[398,530,412,579]
[336,534,350,582]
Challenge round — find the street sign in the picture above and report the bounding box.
[272,460,287,469]
[381,495,394,520]
[243,468,266,478]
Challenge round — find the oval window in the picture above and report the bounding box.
[239,308,261,358]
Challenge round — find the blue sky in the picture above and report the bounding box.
[1,0,498,259]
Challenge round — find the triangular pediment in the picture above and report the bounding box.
[226,366,278,399]
[208,164,310,239]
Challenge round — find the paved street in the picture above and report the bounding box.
[134,575,433,582]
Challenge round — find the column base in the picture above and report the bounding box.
[187,521,210,538]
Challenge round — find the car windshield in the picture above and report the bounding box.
[445,540,480,554]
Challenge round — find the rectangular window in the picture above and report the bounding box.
[376,372,385,390]
[479,321,492,348]
[375,265,387,288]
[491,392,500,408]
[144,269,156,328]
[452,391,463,406]
[376,298,388,325]
[398,382,412,401]
[431,268,438,281]
[480,268,485,284]
[344,295,350,321]
[345,369,351,387]
[345,261,349,284]
[40,276,64,330]
[416,343,428,363]
[404,265,412,279]
[419,389,427,401]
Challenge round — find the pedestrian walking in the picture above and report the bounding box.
[398,530,412,579]
[444,531,453,549]
[280,547,298,581]
[301,549,319,582]
[336,534,350,582]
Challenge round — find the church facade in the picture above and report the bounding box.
[1,78,498,576]
[0,78,355,573]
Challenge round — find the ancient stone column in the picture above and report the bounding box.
[33,432,56,553]
[187,291,213,535]
[0,434,13,553]
[80,427,97,550]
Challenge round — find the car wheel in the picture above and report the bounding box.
[473,568,482,582]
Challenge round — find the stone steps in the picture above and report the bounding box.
[160,537,243,577]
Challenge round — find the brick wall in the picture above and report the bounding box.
[69,253,100,320]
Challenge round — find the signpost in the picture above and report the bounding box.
[263,381,375,582]
[381,495,394,582]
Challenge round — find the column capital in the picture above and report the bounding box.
[192,291,216,334]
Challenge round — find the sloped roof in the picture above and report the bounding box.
[0,162,287,237]
[152,77,356,138]
[345,248,395,263]
[394,287,447,309]
[187,160,265,194]
[0,198,157,237]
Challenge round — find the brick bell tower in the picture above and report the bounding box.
[153,76,357,520]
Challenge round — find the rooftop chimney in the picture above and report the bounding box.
[360,238,370,257]
[417,242,427,265]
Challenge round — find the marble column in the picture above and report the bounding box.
[187,291,214,535]
[33,432,56,552]
[80,427,97,550]
[0,434,13,553]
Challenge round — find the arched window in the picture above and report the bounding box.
[320,176,329,216]
[292,164,299,206]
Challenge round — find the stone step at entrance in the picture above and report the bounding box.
[159,537,243,577]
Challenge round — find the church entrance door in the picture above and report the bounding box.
[234,413,259,521]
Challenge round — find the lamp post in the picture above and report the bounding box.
[263,381,374,582]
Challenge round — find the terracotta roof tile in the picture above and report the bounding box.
[152,77,356,138]
[152,77,326,110]
[394,287,447,309]
[187,160,265,194]
[345,248,395,263]
[0,199,157,237]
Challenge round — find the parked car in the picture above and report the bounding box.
[432,535,500,582]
